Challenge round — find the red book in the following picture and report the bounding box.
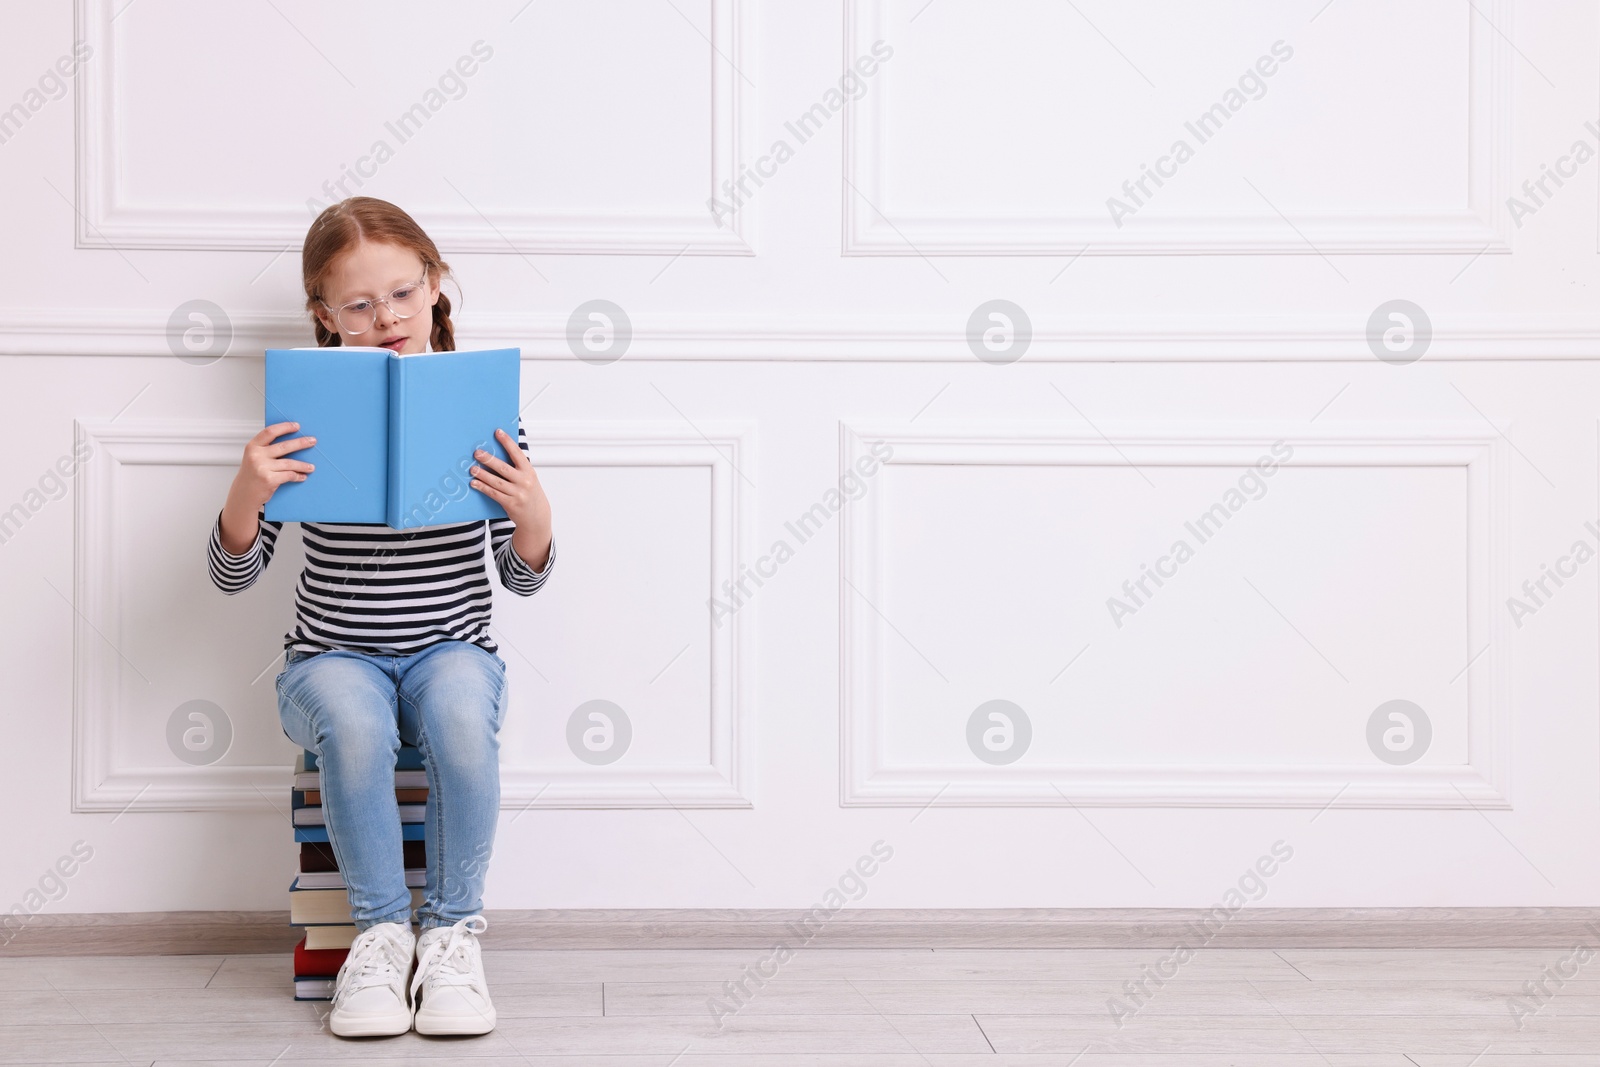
[293,936,350,977]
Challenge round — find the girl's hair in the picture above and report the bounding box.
[301,197,456,351]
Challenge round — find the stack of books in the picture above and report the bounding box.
[289,744,428,1000]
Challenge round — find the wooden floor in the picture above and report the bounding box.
[3,945,1599,1064]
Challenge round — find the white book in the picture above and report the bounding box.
[293,803,424,827]
[294,977,334,1000]
[293,868,426,891]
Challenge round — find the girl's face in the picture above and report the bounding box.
[313,239,441,355]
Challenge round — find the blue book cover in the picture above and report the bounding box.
[385,348,520,529]
[296,823,426,843]
[263,346,520,529]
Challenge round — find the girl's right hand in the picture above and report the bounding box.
[233,421,317,509]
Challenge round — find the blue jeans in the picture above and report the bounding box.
[275,640,507,931]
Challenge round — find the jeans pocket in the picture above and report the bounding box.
[275,651,296,693]
[492,671,509,733]
[275,651,317,743]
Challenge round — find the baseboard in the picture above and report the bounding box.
[6,908,1600,956]
[1,910,297,957]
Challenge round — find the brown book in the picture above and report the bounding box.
[299,839,426,873]
[292,885,424,925]
[305,924,358,950]
[299,788,428,805]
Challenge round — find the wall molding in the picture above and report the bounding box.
[72,418,754,813]
[838,420,1512,808]
[13,309,1600,360]
[843,0,1513,255]
[493,422,756,810]
[7,907,1598,955]
[74,0,753,254]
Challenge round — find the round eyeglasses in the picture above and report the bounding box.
[320,275,429,336]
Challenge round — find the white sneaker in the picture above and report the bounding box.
[328,921,416,1037]
[410,915,495,1035]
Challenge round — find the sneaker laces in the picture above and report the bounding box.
[410,915,489,1002]
[334,923,413,1009]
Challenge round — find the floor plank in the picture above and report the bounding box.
[477,946,1304,981]
[0,954,229,991]
[1278,946,1600,980]
[605,976,1600,1017]
[977,1010,1600,1054]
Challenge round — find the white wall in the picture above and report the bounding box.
[4,0,1600,916]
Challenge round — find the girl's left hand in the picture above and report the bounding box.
[471,427,553,539]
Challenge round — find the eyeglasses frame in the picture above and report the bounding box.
[318,273,432,336]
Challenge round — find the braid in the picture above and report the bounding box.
[430,289,456,352]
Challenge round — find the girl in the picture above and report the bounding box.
[207,197,554,1037]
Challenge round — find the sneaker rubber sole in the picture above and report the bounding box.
[329,1004,414,1038]
[413,1004,496,1035]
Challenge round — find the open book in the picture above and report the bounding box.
[263,346,520,528]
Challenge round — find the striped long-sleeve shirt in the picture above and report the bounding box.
[207,417,553,656]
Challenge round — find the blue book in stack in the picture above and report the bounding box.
[263,346,521,529]
[289,743,428,999]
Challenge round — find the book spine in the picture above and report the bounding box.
[386,354,404,529]
[263,351,280,521]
